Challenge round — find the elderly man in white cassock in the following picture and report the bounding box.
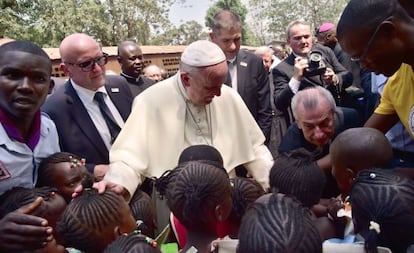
[93,40,273,232]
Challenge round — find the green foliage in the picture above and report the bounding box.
[0,0,178,47]
[204,0,255,46]
[247,0,349,44]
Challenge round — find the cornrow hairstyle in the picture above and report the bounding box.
[229,177,265,221]
[0,186,59,219]
[56,180,134,253]
[270,148,326,207]
[350,169,414,253]
[237,193,322,253]
[129,189,156,238]
[155,161,231,231]
[37,152,81,187]
[103,232,161,253]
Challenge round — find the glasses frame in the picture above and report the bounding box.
[350,16,393,62]
[65,53,109,72]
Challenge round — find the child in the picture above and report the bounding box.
[350,169,414,253]
[37,152,89,202]
[269,148,344,240]
[129,189,156,238]
[226,177,265,239]
[155,161,232,253]
[56,179,136,253]
[237,193,322,253]
[0,186,67,253]
[329,127,393,199]
[103,231,161,253]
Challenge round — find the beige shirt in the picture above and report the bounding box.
[106,72,273,196]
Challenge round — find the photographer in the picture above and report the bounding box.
[272,20,354,127]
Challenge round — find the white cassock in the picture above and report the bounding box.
[105,72,273,196]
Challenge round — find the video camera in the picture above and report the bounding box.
[303,51,326,77]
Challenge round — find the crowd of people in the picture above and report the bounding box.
[0,0,414,252]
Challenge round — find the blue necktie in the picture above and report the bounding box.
[94,92,121,144]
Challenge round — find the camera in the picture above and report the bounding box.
[303,51,326,77]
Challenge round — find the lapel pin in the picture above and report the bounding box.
[111,88,120,93]
[240,61,247,67]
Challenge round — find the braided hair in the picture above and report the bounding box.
[129,189,156,238]
[270,148,326,207]
[350,169,414,253]
[103,232,161,253]
[237,193,322,253]
[37,152,81,185]
[155,161,231,231]
[0,186,60,219]
[57,179,135,253]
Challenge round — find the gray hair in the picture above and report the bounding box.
[286,20,311,39]
[254,46,274,57]
[291,86,336,120]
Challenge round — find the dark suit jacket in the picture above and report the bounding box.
[42,75,133,172]
[120,73,155,97]
[272,43,353,121]
[235,50,272,142]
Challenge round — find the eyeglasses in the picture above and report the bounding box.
[66,53,108,72]
[350,16,393,62]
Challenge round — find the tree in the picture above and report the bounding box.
[0,0,184,47]
[247,0,349,44]
[205,0,257,46]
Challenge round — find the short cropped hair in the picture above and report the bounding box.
[286,20,311,39]
[211,10,241,35]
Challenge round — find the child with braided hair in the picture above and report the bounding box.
[237,193,323,253]
[56,178,136,253]
[270,148,346,240]
[155,161,232,253]
[0,186,67,253]
[349,169,414,253]
[103,231,161,253]
[37,152,90,203]
[129,189,156,238]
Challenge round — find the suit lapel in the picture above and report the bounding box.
[65,82,108,156]
[236,51,248,97]
[105,78,132,121]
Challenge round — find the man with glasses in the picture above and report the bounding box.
[117,41,154,97]
[273,20,354,129]
[337,0,414,142]
[43,33,133,178]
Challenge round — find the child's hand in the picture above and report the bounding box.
[327,197,344,220]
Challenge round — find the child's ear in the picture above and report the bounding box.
[48,78,55,94]
[214,204,225,222]
[346,168,356,184]
[113,226,123,239]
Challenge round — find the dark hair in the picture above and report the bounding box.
[0,186,58,219]
[129,189,156,238]
[229,177,265,221]
[237,193,322,253]
[103,233,161,253]
[155,161,231,230]
[211,10,241,35]
[56,185,132,253]
[37,152,81,187]
[270,149,325,207]
[178,144,224,169]
[0,40,50,60]
[350,169,414,253]
[337,0,402,41]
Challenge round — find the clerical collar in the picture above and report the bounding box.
[121,72,142,84]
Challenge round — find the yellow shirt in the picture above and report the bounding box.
[375,63,414,138]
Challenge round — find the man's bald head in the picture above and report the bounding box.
[59,33,100,63]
